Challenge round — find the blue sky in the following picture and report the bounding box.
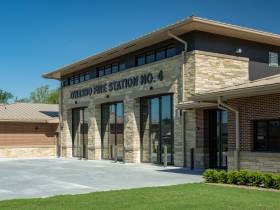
[0,0,279,99]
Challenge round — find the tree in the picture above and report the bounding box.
[30,85,59,104]
[47,89,59,104]
[0,89,13,103]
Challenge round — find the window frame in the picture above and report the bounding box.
[269,51,279,67]
[253,119,280,152]
[166,46,177,58]
[146,51,155,64]
[136,54,146,66]
[112,62,119,73]
[98,66,105,77]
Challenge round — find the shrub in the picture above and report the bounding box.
[203,169,219,183]
[247,171,264,187]
[227,171,238,184]
[236,170,250,185]
[203,169,280,190]
[217,170,228,183]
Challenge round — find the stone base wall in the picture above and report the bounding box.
[0,146,56,158]
[228,151,280,174]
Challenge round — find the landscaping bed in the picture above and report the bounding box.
[203,169,280,190]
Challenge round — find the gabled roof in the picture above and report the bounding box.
[0,103,59,123]
[191,74,280,101]
[42,16,280,80]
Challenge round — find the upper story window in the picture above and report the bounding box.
[98,66,105,77]
[137,54,146,66]
[136,46,177,67]
[80,74,85,82]
[254,120,280,152]
[269,52,279,67]
[105,65,111,75]
[166,47,176,58]
[85,72,90,81]
[146,51,155,64]
[112,63,119,73]
[156,49,166,61]
[119,63,126,71]
[62,43,180,87]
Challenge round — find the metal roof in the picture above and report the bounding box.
[42,16,280,80]
[0,103,59,123]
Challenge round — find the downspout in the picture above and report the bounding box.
[167,31,188,102]
[168,31,188,167]
[217,96,240,170]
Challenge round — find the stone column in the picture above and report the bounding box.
[184,110,196,168]
[123,97,141,163]
[61,109,73,157]
[87,103,102,160]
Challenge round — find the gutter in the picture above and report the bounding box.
[167,31,188,102]
[217,96,240,170]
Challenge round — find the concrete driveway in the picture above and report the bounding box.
[0,158,203,201]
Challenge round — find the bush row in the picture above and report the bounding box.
[203,169,280,189]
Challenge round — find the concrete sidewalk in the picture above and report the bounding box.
[0,158,203,201]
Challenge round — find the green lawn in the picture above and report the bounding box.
[0,183,279,210]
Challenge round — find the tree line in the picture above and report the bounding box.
[0,85,59,104]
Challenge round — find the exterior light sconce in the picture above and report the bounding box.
[235,48,242,55]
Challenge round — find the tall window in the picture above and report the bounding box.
[254,120,280,152]
[269,52,279,67]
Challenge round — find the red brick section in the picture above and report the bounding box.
[0,122,58,146]
[227,93,280,151]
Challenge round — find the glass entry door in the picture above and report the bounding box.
[208,110,228,169]
[140,95,173,165]
[101,102,124,161]
[72,107,89,159]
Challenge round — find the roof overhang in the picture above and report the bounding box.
[43,16,280,80]
[190,81,280,102]
[177,101,217,110]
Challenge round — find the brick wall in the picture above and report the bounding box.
[227,93,280,151]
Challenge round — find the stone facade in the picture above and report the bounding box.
[60,50,256,168]
[60,55,184,164]
[183,51,249,168]
[0,146,56,158]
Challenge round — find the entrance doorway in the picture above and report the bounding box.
[140,95,173,165]
[101,102,124,161]
[72,107,89,159]
[208,110,228,169]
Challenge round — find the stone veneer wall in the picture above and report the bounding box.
[0,146,56,158]
[183,51,249,169]
[60,55,184,165]
[227,93,280,173]
[60,50,251,167]
[193,51,249,94]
